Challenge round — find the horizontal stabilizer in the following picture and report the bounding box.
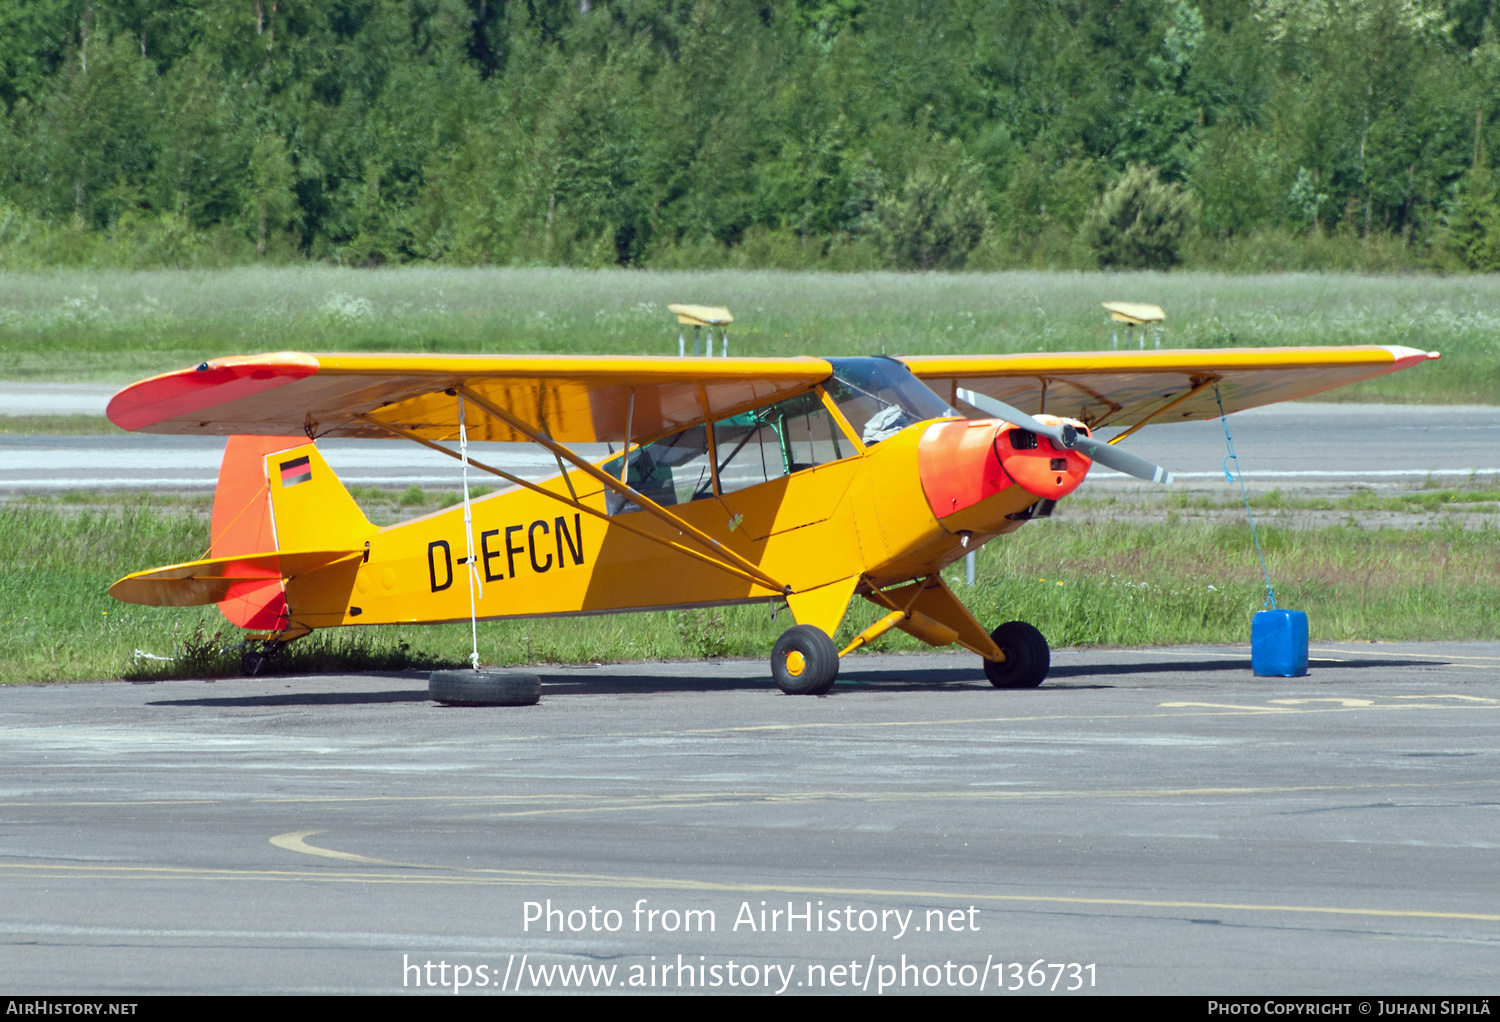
[109,549,362,607]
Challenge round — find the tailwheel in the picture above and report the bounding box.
[770,625,839,695]
[240,641,280,677]
[983,621,1050,689]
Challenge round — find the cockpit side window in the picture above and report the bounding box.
[601,382,874,515]
[602,425,713,515]
[713,389,851,496]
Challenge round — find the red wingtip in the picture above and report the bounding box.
[107,353,319,432]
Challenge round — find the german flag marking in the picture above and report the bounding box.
[280,456,312,487]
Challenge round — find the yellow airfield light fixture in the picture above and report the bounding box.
[668,304,733,357]
[1102,302,1165,350]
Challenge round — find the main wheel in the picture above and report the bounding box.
[983,621,1050,689]
[770,625,840,695]
[429,670,541,706]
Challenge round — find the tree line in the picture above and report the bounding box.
[1,0,1497,271]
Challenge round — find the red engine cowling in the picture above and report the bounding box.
[918,418,1091,520]
[993,422,1091,501]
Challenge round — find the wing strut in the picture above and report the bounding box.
[454,384,791,595]
[356,414,788,595]
[1106,377,1220,446]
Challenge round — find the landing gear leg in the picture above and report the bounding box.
[770,625,840,695]
[241,641,281,677]
[982,621,1050,689]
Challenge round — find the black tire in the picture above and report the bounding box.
[770,625,840,695]
[429,670,541,707]
[983,621,1050,689]
[241,646,274,677]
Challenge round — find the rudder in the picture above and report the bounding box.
[211,435,306,630]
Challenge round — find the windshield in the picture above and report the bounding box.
[825,357,956,444]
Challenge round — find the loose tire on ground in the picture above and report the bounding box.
[429,670,542,706]
[982,621,1050,689]
[770,625,840,695]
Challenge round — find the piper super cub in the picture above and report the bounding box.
[106,343,1437,694]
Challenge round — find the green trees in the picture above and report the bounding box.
[867,165,990,270]
[0,0,1496,270]
[1437,161,1500,270]
[1084,165,1199,270]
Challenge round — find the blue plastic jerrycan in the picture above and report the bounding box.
[1251,609,1308,677]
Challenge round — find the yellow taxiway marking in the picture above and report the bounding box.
[10,840,1498,927]
[1143,648,1495,671]
[664,699,1500,736]
[1160,696,1500,713]
[1270,698,1375,707]
[5,778,1499,814]
[1309,647,1500,663]
[382,778,1500,817]
[1158,701,1296,712]
[268,830,394,865]
[250,831,1492,924]
[8,685,1498,762]
[1146,646,1500,665]
[1392,694,1500,702]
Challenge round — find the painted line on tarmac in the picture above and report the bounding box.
[4,699,1498,788]
[1146,647,1494,672]
[348,778,1500,818]
[1152,646,1500,667]
[269,829,393,864]
[1091,468,1500,480]
[0,920,549,950]
[7,850,1500,928]
[0,475,485,490]
[260,830,1500,924]
[2,699,1494,781]
[6,778,1498,813]
[1310,646,1500,663]
[660,701,1500,735]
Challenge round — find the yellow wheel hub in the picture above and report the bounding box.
[784,650,807,676]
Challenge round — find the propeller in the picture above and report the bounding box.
[955,388,1174,485]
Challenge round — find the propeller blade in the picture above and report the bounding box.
[956,388,1059,440]
[955,387,1173,485]
[1072,435,1174,484]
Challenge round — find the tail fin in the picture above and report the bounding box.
[209,436,372,631]
[262,442,373,552]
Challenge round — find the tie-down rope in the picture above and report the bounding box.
[459,396,483,669]
[1215,384,1277,612]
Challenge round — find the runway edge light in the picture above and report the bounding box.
[1251,609,1309,678]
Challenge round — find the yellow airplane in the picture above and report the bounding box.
[106,345,1437,694]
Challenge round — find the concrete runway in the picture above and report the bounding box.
[3,643,1499,994]
[2,402,1497,493]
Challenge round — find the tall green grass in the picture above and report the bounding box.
[0,268,1494,403]
[2,504,1494,684]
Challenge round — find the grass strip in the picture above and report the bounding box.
[1,268,1496,404]
[0,415,120,435]
[1076,481,1500,517]
[2,505,1494,685]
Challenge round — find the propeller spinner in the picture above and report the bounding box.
[956,388,1174,485]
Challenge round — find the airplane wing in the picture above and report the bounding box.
[106,353,831,444]
[900,346,1439,430]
